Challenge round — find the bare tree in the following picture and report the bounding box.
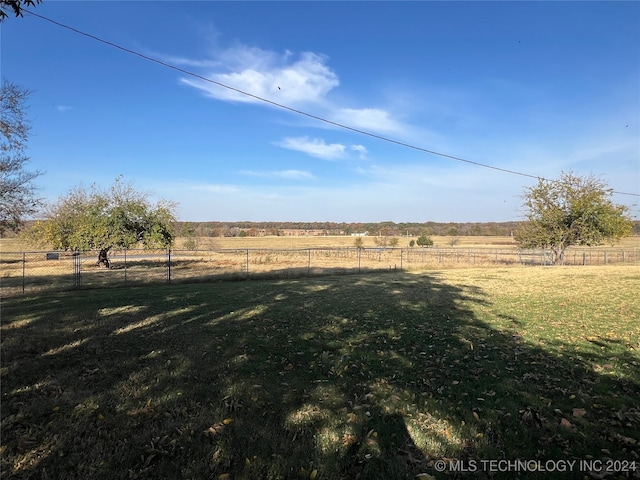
[0,80,43,235]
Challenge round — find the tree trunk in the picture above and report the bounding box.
[97,247,111,268]
[551,246,566,265]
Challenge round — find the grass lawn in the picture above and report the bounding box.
[1,266,639,479]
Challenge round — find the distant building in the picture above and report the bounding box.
[350,232,369,237]
[280,229,343,236]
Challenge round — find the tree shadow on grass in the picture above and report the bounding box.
[1,271,638,479]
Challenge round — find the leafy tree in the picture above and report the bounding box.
[353,237,365,249]
[409,239,415,247]
[416,234,433,247]
[25,177,176,267]
[0,80,43,235]
[515,172,632,264]
[0,0,42,20]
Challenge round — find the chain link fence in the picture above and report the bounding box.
[1,246,638,296]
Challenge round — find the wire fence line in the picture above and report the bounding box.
[1,246,638,296]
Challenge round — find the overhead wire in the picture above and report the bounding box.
[24,10,640,198]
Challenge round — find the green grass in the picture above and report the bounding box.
[1,266,639,479]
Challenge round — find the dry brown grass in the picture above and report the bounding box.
[2,235,638,297]
[188,235,521,250]
[3,234,639,253]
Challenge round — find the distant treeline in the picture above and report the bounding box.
[176,221,524,237]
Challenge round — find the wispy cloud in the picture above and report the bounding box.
[332,108,405,135]
[168,41,421,139]
[240,169,314,179]
[275,136,347,160]
[274,137,370,161]
[350,144,368,159]
[178,46,339,107]
[155,54,220,69]
[55,105,72,112]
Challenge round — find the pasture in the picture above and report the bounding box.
[3,234,637,252]
[1,265,639,479]
[2,236,638,296]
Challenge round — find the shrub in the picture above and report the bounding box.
[416,234,433,247]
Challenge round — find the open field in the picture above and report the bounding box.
[1,266,639,479]
[2,236,639,296]
[177,235,523,250]
[3,235,640,252]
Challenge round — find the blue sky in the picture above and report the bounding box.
[2,1,639,222]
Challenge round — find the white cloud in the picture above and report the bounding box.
[275,136,347,160]
[156,54,220,69]
[56,105,72,112]
[350,144,368,159]
[240,169,314,179]
[169,41,425,141]
[179,47,339,107]
[332,108,404,135]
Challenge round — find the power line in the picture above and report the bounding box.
[25,10,640,198]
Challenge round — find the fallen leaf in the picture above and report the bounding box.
[416,474,436,480]
[560,418,572,428]
[284,363,294,371]
[572,408,586,418]
[310,469,318,479]
[206,423,226,436]
[222,418,234,425]
[614,433,638,446]
[218,474,230,480]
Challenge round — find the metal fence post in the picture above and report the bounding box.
[73,251,81,288]
[246,249,249,277]
[22,252,26,294]
[167,249,172,282]
[308,248,311,274]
